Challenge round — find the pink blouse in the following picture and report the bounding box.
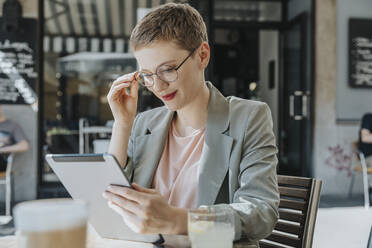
[152,120,206,209]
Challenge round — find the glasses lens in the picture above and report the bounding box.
[138,72,153,86]
[158,68,178,83]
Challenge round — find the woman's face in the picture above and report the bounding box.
[133,41,209,111]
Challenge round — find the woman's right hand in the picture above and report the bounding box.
[107,72,139,128]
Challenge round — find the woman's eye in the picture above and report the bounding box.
[160,67,175,73]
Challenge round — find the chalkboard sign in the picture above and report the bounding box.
[349,18,372,88]
[0,18,38,104]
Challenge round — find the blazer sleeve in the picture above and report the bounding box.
[123,113,141,182]
[209,103,280,242]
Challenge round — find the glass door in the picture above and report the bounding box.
[279,13,312,176]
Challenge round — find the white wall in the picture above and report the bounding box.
[259,31,279,139]
[314,0,366,197]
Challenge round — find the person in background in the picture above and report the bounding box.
[359,113,372,204]
[0,105,29,172]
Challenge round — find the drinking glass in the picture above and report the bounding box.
[14,199,88,248]
[188,207,235,248]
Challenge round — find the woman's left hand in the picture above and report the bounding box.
[102,183,187,235]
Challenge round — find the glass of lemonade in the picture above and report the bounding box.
[14,199,88,248]
[188,207,235,248]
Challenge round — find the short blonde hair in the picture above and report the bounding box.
[130,3,208,52]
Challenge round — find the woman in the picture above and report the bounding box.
[102,3,279,243]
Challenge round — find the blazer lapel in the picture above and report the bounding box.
[197,82,233,206]
[132,82,233,203]
[133,111,174,188]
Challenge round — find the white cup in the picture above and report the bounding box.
[14,199,88,248]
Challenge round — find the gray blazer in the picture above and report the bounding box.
[123,82,279,243]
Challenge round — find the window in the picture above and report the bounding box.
[41,0,168,182]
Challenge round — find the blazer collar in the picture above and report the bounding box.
[133,110,173,188]
[134,82,233,206]
[197,82,233,206]
[205,81,230,134]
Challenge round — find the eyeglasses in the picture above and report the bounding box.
[137,48,196,87]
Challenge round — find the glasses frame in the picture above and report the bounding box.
[138,48,197,87]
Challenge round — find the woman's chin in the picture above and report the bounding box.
[164,102,180,111]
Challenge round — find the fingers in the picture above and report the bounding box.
[106,185,147,203]
[108,200,135,216]
[108,72,139,101]
[111,72,137,87]
[107,201,142,233]
[129,78,138,98]
[110,83,130,98]
[103,191,146,218]
[132,183,158,194]
[107,85,128,104]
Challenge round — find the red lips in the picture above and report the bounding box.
[162,91,177,101]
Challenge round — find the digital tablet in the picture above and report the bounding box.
[45,153,163,244]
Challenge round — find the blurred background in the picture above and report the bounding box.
[0,1,371,245]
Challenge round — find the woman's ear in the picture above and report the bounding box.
[197,42,210,70]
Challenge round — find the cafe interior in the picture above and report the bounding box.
[0,0,371,247]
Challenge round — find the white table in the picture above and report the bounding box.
[0,225,257,248]
[0,225,159,248]
[313,207,372,248]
